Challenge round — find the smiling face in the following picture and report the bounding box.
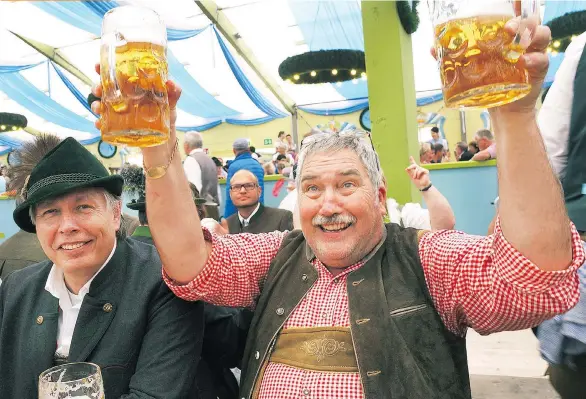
[298,149,387,270]
[33,188,121,278]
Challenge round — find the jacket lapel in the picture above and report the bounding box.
[68,240,126,362]
[30,289,60,378]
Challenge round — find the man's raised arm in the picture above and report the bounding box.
[140,83,210,284]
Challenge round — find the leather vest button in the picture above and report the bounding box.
[301,274,308,281]
[255,351,260,360]
[36,315,44,325]
[276,307,285,316]
[103,303,113,313]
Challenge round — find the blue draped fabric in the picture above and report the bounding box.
[176,120,223,132]
[0,131,30,149]
[33,2,240,119]
[36,1,208,41]
[288,0,367,101]
[0,62,44,74]
[213,27,287,119]
[417,93,444,106]
[299,99,369,115]
[226,115,276,125]
[0,72,99,142]
[51,63,96,116]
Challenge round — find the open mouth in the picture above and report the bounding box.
[319,223,352,233]
[59,241,91,251]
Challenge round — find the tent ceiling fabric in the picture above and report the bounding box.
[0,0,568,152]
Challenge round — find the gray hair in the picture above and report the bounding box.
[295,131,382,191]
[276,143,287,151]
[29,188,121,227]
[184,131,203,149]
[475,129,494,140]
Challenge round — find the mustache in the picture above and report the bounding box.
[312,214,356,226]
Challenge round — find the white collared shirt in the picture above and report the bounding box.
[183,148,204,191]
[238,203,260,227]
[45,241,117,359]
[538,32,586,179]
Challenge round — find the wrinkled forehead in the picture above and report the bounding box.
[299,149,367,180]
[36,188,105,209]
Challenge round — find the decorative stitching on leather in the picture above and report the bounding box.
[300,338,348,362]
[27,173,99,198]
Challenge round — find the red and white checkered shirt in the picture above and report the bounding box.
[164,219,584,399]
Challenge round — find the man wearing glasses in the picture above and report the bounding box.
[93,22,584,399]
[225,170,293,234]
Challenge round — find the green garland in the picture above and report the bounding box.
[278,49,366,84]
[397,1,420,34]
[0,112,27,132]
[546,10,586,53]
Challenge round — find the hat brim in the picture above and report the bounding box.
[14,175,124,233]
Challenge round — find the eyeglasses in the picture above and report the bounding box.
[230,183,257,192]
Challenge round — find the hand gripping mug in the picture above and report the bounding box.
[100,6,170,147]
[429,0,539,109]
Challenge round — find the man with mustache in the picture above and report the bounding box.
[91,21,585,399]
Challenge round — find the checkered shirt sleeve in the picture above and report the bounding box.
[418,218,585,336]
[163,227,287,308]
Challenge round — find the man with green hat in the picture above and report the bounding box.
[0,137,204,398]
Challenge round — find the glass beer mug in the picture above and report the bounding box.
[39,363,104,398]
[429,0,538,109]
[100,6,170,147]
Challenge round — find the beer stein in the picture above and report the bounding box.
[429,0,538,109]
[39,362,104,398]
[100,6,169,147]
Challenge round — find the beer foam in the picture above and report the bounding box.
[434,1,515,25]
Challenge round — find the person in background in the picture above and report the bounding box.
[419,142,433,164]
[285,134,296,153]
[263,161,275,176]
[0,165,8,193]
[224,138,264,218]
[405,156,456,230]
[182,132,220,221]
[471,129,496,161]
[468,141,480,156]
[212,157,228,179]
[534,31,586,399]
[225,170,293,234]
[430,143,445,163]
[249,146,262,161]
[456,141,474,161]
[272,143,295,165]
[427,126,448,148]
[275,131,287,151]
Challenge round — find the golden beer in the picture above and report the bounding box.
[100,41,170,147]
[434,14,531,109]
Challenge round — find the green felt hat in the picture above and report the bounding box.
[13,137,124,233]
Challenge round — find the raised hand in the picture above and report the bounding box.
[90,63,182,153]
[405,156,431,191]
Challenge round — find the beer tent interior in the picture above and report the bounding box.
[0,0,572,158]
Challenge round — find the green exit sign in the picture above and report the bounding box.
[264,139,272,145]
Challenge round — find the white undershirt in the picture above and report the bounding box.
[238,203,260,227]
[538,32,586,179]
[183,148,204,191]
[45,241,116,359]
